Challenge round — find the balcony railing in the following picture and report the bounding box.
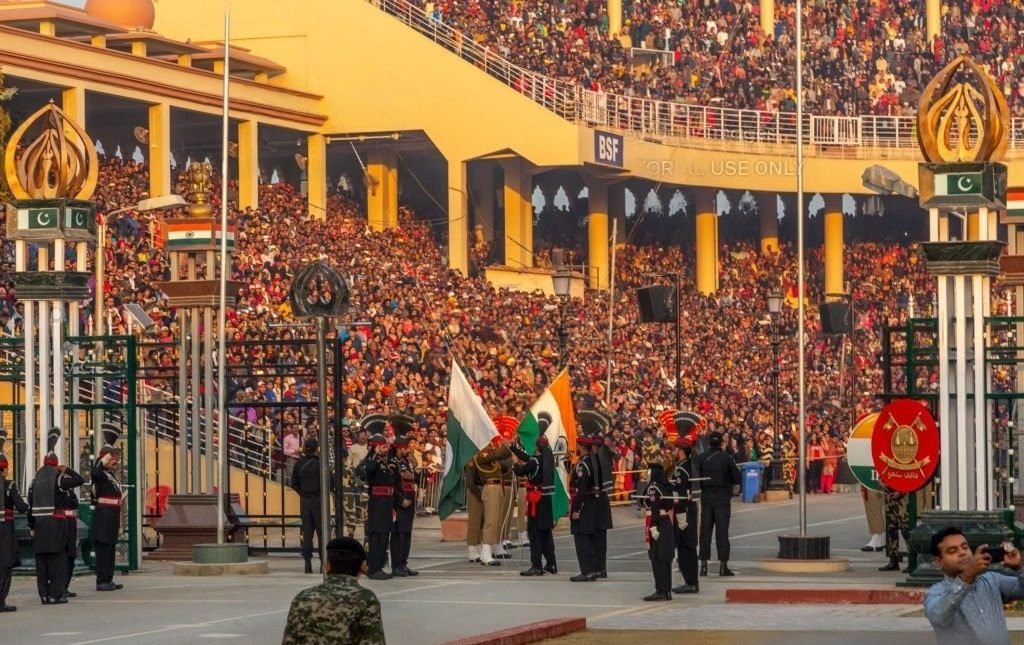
[371,0,1024,157]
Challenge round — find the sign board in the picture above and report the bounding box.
[594,130,624,168]
[846,412,881,491]
[871,399,939,493]
[918,161,1007,209]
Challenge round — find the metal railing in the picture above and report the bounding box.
[370,0,1024,157]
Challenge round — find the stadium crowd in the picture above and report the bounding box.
[1,156,1014,502]
[417,0,1024,117]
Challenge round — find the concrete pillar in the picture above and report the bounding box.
[148,103,171,199]
[608,0,622,37]
[306,134,327,221]
[823,194,844,297]
[449,159,469,277]
[500,158,533,268]
[609,184,627,243]
[367,149,398,232]
[61,86,86,133]
[926,0,940,43]
[761,0,774,37]
[471,164,496,246]
[694,189,718,295]
[237,120,259,212]
[758,192,779,253]
[587,179,609,290]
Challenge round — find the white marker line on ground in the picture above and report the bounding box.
[375,581,467,596]
[731,515,864,541]
[197,635,244,639]
[382,599,630,609]
[62,609,287,645]
[42,633,84,637]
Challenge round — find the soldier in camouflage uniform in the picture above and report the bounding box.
[282,536,386,644]
[782,436,797,496]
[879,486,910,572]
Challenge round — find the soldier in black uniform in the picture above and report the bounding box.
[29,428,85,604]
[580,411,614,579]
[670,434,699,594]
[509,434,557,576]
[61,490,80,599]
[91,424,124,591]
[0,430,28,612]
[697,431,740,577]
[291,437,323,574]
[569,435,599,582]
[643,462,675,601]
[356,432,398,580]
[389,432,418,577]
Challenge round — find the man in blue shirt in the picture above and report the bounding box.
[924,525,1024,645]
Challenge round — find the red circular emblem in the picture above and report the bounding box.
[871,399,939,493]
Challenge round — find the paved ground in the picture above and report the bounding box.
[5,490,1022,644]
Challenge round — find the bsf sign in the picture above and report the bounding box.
[594,130,623,168]
[871,399,939,493]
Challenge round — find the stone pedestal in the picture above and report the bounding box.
[903,509,1013,587]
[148,495,234,562]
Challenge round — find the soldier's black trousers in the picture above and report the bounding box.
[95,541,116,585]
[299,496,322,561]
[573,533,595,574]
[0,566,10,606]
[650,544,673,594]
[699,501,732,562]
[36,552,66,600]
[66,555,75,588]
[594,529,608,573]
[367,531,390,574]
[676,504,699,586]
[390,531,411,568]
[527,518,555,569]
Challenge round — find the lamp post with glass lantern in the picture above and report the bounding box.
[767,290,786,491]
[552,249,571,369]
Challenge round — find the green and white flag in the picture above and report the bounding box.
[934,172,982,196]
[438,359,498,520]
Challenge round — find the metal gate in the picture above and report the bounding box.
[0,334,139,572]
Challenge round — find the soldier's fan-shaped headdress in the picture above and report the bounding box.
[99,422,122,460]
[44,427,61,466]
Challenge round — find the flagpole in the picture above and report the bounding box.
[605,219,617,408]
[216,0,231,546]
[796,0,808,536]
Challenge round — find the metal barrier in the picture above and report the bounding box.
[368,0,1024,156]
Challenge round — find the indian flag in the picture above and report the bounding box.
[438,359,499,520]
[515,370,576,523]
[846,412,881,492]
[1008,187,1024,219]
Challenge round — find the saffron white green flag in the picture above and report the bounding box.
[515,370,576,523]
[438,359,498,520]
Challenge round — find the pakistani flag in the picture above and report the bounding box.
[515,370,576,523]
[438,359,498,520]
[935,172,982,196]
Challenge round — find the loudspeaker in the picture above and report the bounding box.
[819,302,851,334]
[637,285,678,323]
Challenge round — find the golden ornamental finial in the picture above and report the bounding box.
[2,100,98,201]
[184,161,214,218]
[917,55,1010,163]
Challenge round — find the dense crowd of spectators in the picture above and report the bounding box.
[417,0,1024,117]
[0,156,1016,504]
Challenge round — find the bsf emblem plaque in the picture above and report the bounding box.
[871,399,939,493]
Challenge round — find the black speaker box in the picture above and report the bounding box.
[819,302,851,334]
[637,285,678,323]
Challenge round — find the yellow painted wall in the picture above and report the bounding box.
[143,434,298,517]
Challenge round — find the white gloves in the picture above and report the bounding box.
[676,515,688,531]
[650,527,660,541]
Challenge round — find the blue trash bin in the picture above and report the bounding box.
[741,463,765,503]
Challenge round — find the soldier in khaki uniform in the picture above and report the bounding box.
[465,459,485,563]
[474,437,513,565]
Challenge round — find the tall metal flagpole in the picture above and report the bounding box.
[216,1,231,545]
[605,219,617,407]
[796,0,808,536]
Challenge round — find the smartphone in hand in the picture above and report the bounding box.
[989,546,1007,563]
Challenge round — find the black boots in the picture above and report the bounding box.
[304,558,313,574]
[672,584,699,594]
[719,562,735,577]
[699,561,708,576]
[643,591,671,601]
[879,559,900,572]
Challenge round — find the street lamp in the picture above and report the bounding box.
[766,290,785,492]
[552,249,571,369]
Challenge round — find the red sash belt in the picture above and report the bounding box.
[2,509,12,521]
[98,496,121,507]
[371,486,394,497]
[51,510,66,519]
[526,485,541,518]
[64,510,77,519]
[401,483,416,493]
